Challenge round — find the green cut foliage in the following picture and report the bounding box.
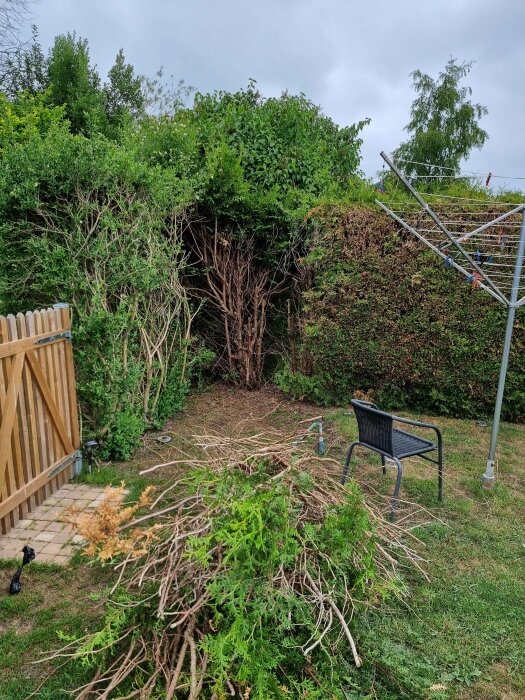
[65,459,400,699]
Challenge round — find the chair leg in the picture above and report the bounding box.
[381,455,386,475]
[438,453,443,503]
[389,458,403,522]
[341,442,359,485]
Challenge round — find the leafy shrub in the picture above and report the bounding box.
[0,114,207,458]
[274,364,326,403]
[188,80,370,245]
[100,410,145,461]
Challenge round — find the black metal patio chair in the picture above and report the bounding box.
[341,399,443,520]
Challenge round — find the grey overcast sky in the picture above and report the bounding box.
[32,0,525,191]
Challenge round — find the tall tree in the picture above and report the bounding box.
[46,32,105,134]
[393,59,488,183]
[103,48,144,130]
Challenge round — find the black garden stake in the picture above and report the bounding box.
[8,545,35,595]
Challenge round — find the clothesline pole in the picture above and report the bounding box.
[377,151,525,487]
[483,210,525,487]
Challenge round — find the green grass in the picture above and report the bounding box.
[328,408,525,699]
[0,560,113,699]
[0,462,151,699]
[1,404,524,698]
[75,461,152,502]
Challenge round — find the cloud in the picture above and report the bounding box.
[33,0,525,189]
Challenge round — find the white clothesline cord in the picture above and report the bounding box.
[384,192,524,204]
[392,157,525,181]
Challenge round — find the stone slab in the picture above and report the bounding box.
[0,483,126,566]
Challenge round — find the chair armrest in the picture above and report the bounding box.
[391,414,443,446]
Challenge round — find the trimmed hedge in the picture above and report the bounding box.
[277,206,525,421]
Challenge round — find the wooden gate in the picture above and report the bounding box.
[0,304,80,534]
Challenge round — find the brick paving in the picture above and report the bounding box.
[0,483,124,566]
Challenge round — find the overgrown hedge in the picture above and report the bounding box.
[277,206,525,421]
[0,83,371,458]
[0,121,211,459]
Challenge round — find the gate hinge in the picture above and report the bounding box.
[34,330,72,346]
[47,451,79,479]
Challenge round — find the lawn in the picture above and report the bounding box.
[329,407,525,700]
[1,385,524,699]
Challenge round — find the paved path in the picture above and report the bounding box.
[0,483,121,565]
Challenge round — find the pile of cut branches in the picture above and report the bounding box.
[55,432,428,699]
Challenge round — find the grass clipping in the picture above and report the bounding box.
[58,432,427,700]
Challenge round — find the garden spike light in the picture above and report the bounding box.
[376,151,525,487]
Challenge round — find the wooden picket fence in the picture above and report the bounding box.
[0,304,80,534]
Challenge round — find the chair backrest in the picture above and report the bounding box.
[351,400,394,456]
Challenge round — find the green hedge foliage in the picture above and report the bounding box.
[0,81,370,458]
[277,206,525,421]
[0,112,210,459]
